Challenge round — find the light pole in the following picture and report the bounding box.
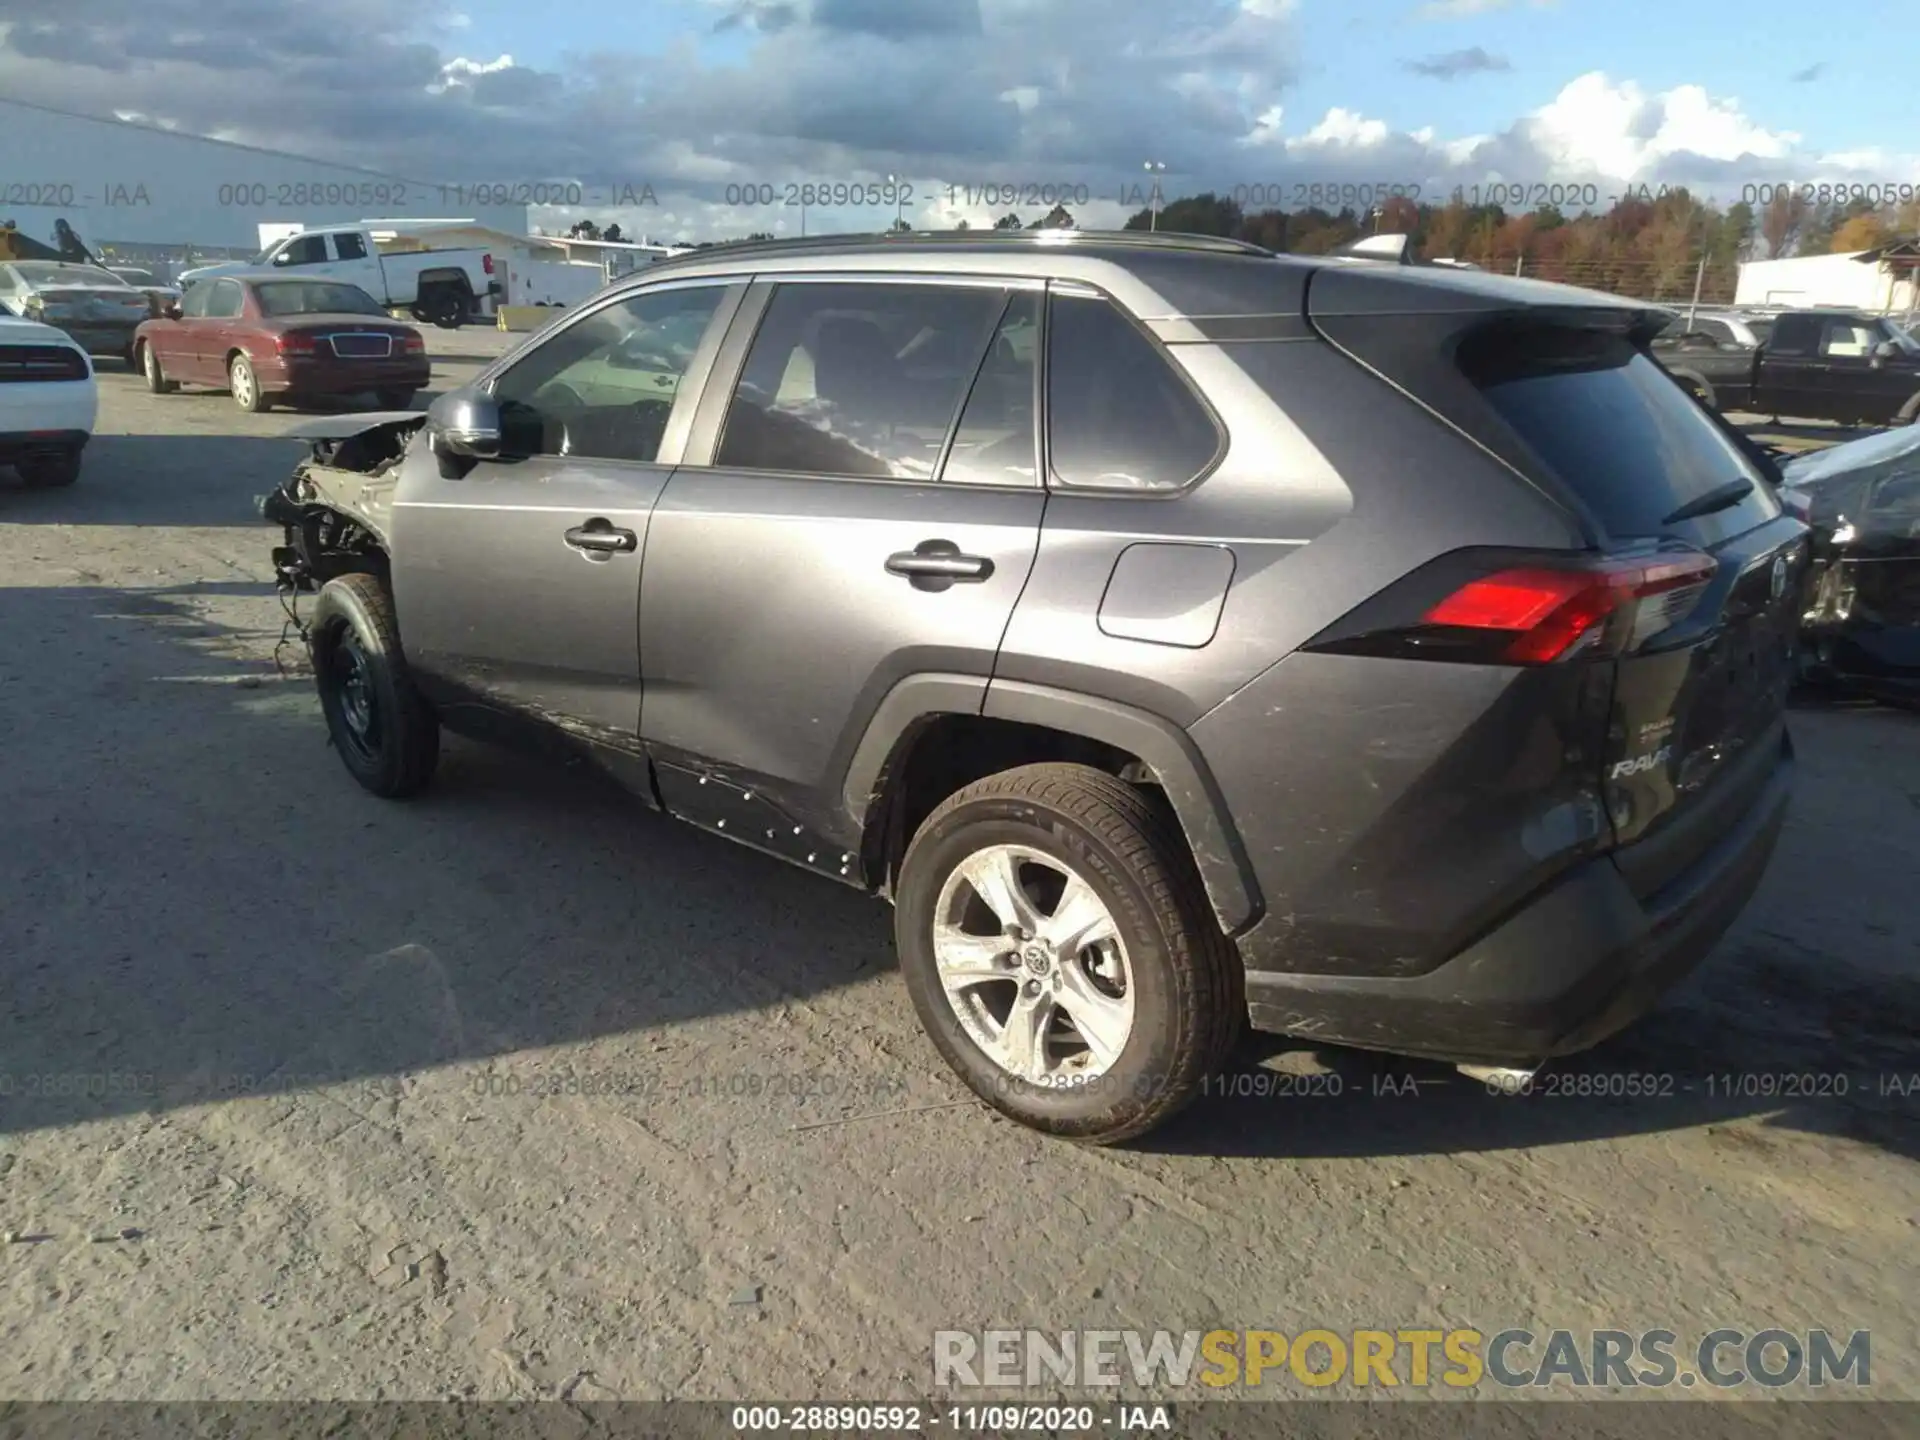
[1143,161,1166,231]
[1369,205,1384,234]
[888,174,904,230]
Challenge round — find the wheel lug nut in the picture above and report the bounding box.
[1022,980,1041,998]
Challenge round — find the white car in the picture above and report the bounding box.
[0,314,96,488]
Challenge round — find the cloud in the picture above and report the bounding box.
[1404,46,1512,79]
[0,2,1905,243]
[1419,0,1554,15]
[1788,62,1826,83]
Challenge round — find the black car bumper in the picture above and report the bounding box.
[0,428,89,463]
[1243,733,1793,1065]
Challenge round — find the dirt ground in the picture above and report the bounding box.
[1,331,1916,1405]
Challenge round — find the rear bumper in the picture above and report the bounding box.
[1244,731,1794,1065]
[255,357,431,396]
[46,322,142,357]
[0,427,91,463]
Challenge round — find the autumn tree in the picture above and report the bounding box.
[1759,191,1812,258]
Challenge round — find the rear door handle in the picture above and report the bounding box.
[886,539,994,590]
[565,520,638,555]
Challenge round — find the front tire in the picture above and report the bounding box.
[17,449,80,488]
[229,353,270,413]
[894,763,1242,1144]
[308,573,440,798]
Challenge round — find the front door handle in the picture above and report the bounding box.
[886,539,994,591]
[565,520,638,555]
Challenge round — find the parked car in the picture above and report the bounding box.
[106,265,184,316]
[179,226,499,329]
[1654,307,1920,425]
[1777,424,1920,704]
[134,276,430,413]
[0,314,95,487]
[264,230,1802,1144]
[0,260,153,362]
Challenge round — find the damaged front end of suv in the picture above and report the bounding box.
[263,411,424,593]
[1780,425,1920,705]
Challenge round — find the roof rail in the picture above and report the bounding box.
[641,227,1277,271]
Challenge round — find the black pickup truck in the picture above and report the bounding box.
[1653,308,1920,426]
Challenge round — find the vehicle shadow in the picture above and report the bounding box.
[0,434,305,527]
[2,582,1915,1169]
[1149,945,1920,1165]
[0,580,898,1139]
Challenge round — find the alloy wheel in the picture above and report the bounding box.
[931,843,1136,1084]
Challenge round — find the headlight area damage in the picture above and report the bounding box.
[1780,425,1920,705]
[262,411,424,594]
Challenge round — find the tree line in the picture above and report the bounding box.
[557,187,1916,302]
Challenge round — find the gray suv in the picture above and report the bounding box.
[267,230,1803,1143]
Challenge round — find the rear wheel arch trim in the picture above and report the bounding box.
[841,674,1262,936]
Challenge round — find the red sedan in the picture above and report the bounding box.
[133,276,430,413]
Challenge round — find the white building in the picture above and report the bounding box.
[1735,244,1920,315]
[0,97,528,267]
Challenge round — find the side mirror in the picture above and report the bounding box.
[426,388,502,458]
[164,302,182,320]
[1873,340,1898,362]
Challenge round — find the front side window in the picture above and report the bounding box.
[715,281,1008,479]
[1819,320,1881,358]
[1046,293,1221,491]
[180,283,213,319]
[277,236,328,267]
[489,284,727,464]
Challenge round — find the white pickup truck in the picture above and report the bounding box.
[178,227,500,328]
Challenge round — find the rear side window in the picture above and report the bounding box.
[336,233,369,260]
[1046,293,1220,491]
[205,280,244,319]
[716,281,1008,479]
[1463,324,1779,542]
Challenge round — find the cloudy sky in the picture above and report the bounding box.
[0,0,1909,239]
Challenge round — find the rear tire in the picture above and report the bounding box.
[140,341,178,394]
[423,287,469,329]
[17,449,80,488]
[308,573,440,799]
[229,353,270,413]
[894,763,1242,1145]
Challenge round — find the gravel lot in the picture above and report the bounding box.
[1,330,1915,1405]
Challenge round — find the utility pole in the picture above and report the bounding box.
[1686,253,1707,328]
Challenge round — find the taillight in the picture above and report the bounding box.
[399,331,425,352]
[277,332,319,356]
[482,253,494,275]
[1307,549,1719,667]
[1424,555,1717,663]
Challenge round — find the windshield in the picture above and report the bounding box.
[11,262,128,288]
[1880,321,1920,355]
[253,281,386,317]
